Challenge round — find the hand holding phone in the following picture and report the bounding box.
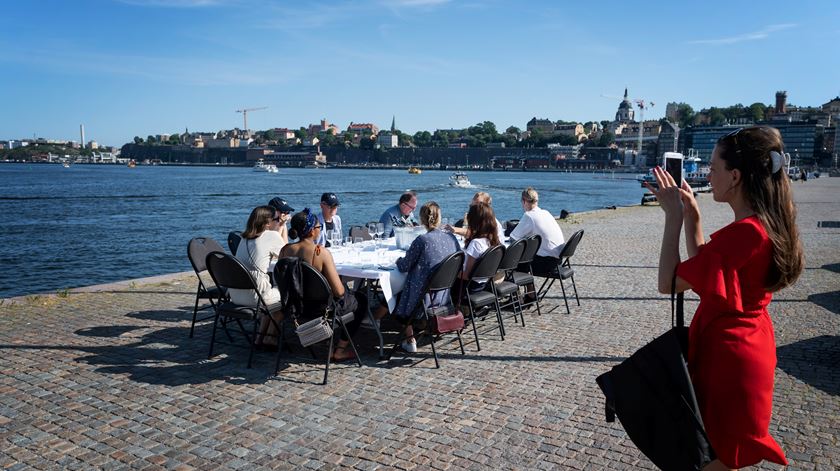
[663,152,683,184]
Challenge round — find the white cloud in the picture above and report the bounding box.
[688,24,797,46]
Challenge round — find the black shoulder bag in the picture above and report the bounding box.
[595,275,715,470]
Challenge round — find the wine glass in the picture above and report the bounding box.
[344,236,352,247]
[368,223,377,247]
[376,222,385,241]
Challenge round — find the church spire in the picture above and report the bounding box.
[624,87,628,99]
[391,115,396,132]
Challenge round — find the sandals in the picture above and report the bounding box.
[330,347,357,362]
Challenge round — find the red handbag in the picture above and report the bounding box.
[431,308,465,335]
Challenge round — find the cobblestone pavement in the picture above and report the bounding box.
[1,178,838,470]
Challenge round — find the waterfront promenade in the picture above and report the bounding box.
[1,178,838,470]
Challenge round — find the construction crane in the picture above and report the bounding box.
[601,90,655,165]
[235,106,267,135]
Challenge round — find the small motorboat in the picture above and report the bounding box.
[127,159,136,168]
[449,172,471,188]
[254,159,279,173]
[408,166,422,174]
[62,162,70,168]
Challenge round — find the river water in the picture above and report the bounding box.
[0,164,646,298]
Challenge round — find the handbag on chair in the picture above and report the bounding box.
[295,316,333,347]
[595,275,715,471]
[430,307,465,335]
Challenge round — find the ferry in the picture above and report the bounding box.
[408,166,422,175]
[449,172,471,188]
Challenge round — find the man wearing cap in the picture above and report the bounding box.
[268,197,294,245]
[314,192,342,247]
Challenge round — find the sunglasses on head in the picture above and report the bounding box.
[724,128,744,154]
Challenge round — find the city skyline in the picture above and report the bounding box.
[2,0,839,146]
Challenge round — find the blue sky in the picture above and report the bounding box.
[2,0,838,146]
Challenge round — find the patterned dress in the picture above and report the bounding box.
[393,229,460,320]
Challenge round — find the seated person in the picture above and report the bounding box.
[509,187,566,276]
[313,192,342,247]
[390,201,460,353]
[277,208,367,361]
[380,191,419,237]
[230,205,284,308]
[268,197,294,245]
[447,191,505,242]
[454,202,502,304]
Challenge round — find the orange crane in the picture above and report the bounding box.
[235,106,268,134]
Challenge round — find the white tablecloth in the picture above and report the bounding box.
[331,238,407,312]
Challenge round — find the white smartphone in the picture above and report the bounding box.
[663,152,683,184]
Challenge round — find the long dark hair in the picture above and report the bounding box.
[288,209,318,240]
[465,202,500,248]
[241,205,275,240]
[716,126,804,291]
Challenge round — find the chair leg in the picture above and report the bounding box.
[387,330,404,361]
[456,330,465,355]
[273,318,284,376]
[571,275,580,306]
[514,292,526,327]
[190,288,201,338]
[467,298,481,351]
[494,297,505,340]
[246,316,260,369]
[208,311,221,359]
[428,330,440,369]
[323,316,338,385]
[538,278,554,302]
[338,317,363,367]
[559,279,571,315]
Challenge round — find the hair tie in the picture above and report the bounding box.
[301,207,318,236]
[769,151,785,174]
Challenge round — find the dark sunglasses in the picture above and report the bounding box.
[314,225,323,230]
[723,128,744,154]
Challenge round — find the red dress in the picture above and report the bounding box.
[676,216,787,468]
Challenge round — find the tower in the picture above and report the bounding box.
[391,115,396,133]
[775,91,787,114]
[80,124,85,149]
[615,88,635,123]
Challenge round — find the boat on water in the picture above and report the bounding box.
[62,162,70,168]
[637,152,710,192]
[127,159,136,168]
[449,172,471,188]
[253,159,279,173]
[408,166,422,175]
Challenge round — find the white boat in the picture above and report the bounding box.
[253,159,279,173]
[62,162,70,168]
[449,172,471,188]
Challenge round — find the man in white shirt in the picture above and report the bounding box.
[314,192,342,247]
[509,187,565,276]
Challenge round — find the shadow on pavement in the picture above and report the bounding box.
[808,290,840,315]
[822,263,840,274]
[777,335,840,396]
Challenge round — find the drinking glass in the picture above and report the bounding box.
[344,236,352,247]
[376,222,385,241]
[368,223,377,247]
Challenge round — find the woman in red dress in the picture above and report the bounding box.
[646,126,804,470]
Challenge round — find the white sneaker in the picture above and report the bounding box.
[401,338,417,353]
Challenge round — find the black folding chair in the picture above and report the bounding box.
[186,237,228,338]
[227,231,242,254]
[510,234,542,316]
[205,251,284,372]
[299,262,363,384]
[537,230,584,315]
[461,245,505,351]
[494,239,527,326]
[388,251,466,368]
